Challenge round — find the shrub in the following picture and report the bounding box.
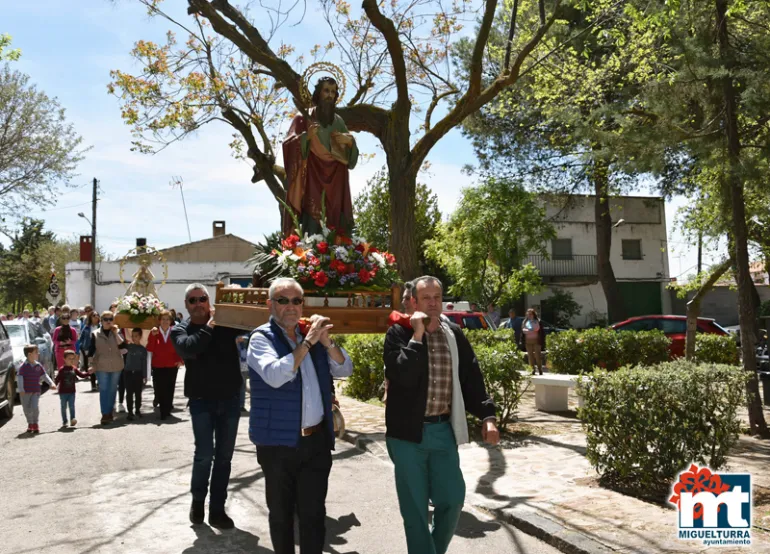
[549,328,671,374]
[341,334,386,401]
[464,328,516,350]
[616,330,671,367]
[577,361,747,491]
[473,344,528,428]
[540,288,581,327]
[694,333,739,365]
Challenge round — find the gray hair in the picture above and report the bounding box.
[185,283,210,299]
[269,278,303,299]
[411,275,443,292]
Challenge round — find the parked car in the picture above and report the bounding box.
[442,311,492,330]
[3,319,55,383]
[0,321,17,418]
[611,315,730,358]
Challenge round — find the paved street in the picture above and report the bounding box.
[0,371,559,554]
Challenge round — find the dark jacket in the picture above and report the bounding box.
[249,320,335,449]
[124,344,148,374]
[170,318,242,400]
[54,365,89,394]
[383,322,496,444]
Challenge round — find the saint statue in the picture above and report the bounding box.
[282,76,358,236]
[125,247,158,297]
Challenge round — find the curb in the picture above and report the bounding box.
[479,506,616,554]
[340,431,616,554]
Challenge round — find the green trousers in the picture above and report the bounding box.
[386,422,466,554]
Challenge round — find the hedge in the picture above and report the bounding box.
[549,328,671,374]
[473,343,528,428]
[577,361,747,490]
[694,333,739,365]
[338,334,386,401]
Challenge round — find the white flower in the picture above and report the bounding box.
[277,250,293,268]
[334,246,349,262]
[371,252,386,268]
[131,309,139,315]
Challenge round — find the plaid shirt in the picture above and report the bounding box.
[424,329,452,416]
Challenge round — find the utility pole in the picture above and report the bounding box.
[91,177,97,308]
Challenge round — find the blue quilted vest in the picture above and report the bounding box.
[248,319,335,449]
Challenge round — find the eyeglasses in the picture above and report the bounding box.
[274,297,304,306]
[187,295,209,305]
[102,318,113,322]
[61,318,70,321]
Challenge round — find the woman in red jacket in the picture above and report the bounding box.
[147,310,183,420]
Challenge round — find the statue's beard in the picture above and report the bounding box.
[316,99,335,127]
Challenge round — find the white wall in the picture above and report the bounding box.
[65,261,252,313]
[544,195,669,280]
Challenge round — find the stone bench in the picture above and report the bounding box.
[531,374,581,412]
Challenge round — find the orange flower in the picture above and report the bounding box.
[293,246,307,261]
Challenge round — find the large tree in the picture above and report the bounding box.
[425,176,554,306]
[0,66,85,221]
[0,34,21,61]
[111,0,621,279]
[457,2,652,323]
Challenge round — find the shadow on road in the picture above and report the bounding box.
[454,510,501,539]
[324,512,361,554]
[182,524,272,553]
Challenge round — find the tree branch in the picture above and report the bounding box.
[425,89,460,132]
[469,0,500,96]
[361,0,410,116]
[187,0,306,106]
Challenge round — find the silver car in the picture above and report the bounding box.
[4,319,55,381]
[0,322,16,418]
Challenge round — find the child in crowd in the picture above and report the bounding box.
[18,345,55,434]
[123,328,148,421]
[54,350,90,428]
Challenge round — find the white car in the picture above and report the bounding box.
[3,319,55,381]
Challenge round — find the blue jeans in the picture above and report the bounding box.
[96,371,121,416]
[190,396,241,510]
[59,393,76,423]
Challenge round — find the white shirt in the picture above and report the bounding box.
[248,322,353,428]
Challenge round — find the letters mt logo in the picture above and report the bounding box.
[669,463,752,547]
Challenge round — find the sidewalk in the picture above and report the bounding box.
[338,388,770,554]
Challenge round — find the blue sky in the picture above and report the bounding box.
[3,0,706,277]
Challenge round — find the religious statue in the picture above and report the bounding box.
[282,75,359,236]
[124,246,158,297]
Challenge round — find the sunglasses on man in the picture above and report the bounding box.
[187,295,209,305]
[274,297,304,306]
[102,317,113,322]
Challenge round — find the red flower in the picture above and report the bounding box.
[355,243,366,253]
[384,253,396,265]
[358,269,372,284]
[330,259,347,273]
[313,271,329,288]
[369,246,379,254]
[281,234,300,250]
[317,241,329,254]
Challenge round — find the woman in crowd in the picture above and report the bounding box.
[520,308,546,375]
[52,312,78,370]
[88,311,128,425]
[169,309,178,326]
[147,310,183,420]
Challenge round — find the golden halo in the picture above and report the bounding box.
[118,245,169,289]
[300,62,346,106]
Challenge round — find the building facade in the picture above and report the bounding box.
[65,222,256,313]
[525,195,672,327]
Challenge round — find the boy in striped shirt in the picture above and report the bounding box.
[18,344,55,434]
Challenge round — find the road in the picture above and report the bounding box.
[0,371,560,554]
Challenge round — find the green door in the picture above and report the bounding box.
[618,281,663,317]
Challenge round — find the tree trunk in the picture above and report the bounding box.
[715,0,768,436]
[593,160,626,324]
[685,258,731,360]
[383,113,420,280]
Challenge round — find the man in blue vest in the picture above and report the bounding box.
[248,277,353,554]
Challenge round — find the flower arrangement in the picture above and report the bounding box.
[271,225,399,292]
[116,292,166,323]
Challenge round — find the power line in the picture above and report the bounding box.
[39,200,93,213]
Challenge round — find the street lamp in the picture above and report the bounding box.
[78,211,96,307]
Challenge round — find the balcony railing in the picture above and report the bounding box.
[526,254,598,277]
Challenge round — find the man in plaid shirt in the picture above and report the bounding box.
[383,276,500,554]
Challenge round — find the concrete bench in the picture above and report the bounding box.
[531,374,581,412]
